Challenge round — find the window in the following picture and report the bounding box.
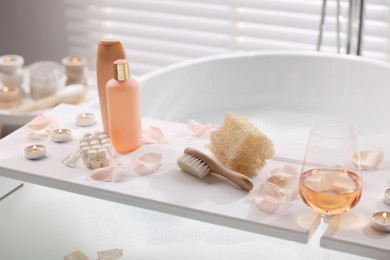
[64,0,390,76]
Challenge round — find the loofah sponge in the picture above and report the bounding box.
[210,113,274,177]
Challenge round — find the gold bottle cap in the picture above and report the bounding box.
[113,59,129,81]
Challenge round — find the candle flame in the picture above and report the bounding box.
[81,113,87,118]
[1,86,9,93]
[32,145,37,151]
[3,57,14,63]
[383,212,387,219]
[58,129,63,134]
[71,57,79,63]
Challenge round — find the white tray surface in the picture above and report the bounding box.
[321,167,390,259]
[0,104,320,243]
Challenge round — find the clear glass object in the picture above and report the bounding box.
[29,61,63,100]
[299,120,362,222]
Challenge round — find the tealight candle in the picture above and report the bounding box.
[0,55,24,87]
[0,85,22,109]
[0,86,21,102]
[75,113,96,127]
[62,56,87,86]
[24,144,47,160]
[371,211,390,233]
[384,188,390,206]
[0,55,24,74]
[51,128,72,143]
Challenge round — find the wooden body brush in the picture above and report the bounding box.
[177,147,254,191]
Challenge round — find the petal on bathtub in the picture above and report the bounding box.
[91,165,118,182]
[97,248,123,260]
[63,250,89,260]
[25,115,59,139]
[143,126,165,144]
[352,146,384,171]
[187,119,212,137]
[132,152,163,174]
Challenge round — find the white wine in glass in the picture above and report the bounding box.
[299,120,362,222]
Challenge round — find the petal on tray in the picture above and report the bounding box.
[91,165,118,182]
[25,115,59,139]
[63,250,89,260]
[252,182,288,213]
[97,248,123,260]
[143,126,165,144]
[132,152,163,174]
[187,119,212,137]
[266,164,300,200]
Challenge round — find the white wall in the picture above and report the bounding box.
[0,0,68,65]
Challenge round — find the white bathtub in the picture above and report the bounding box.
[1,51,387,260]
[140,50,390,157]
[142,51,390,121]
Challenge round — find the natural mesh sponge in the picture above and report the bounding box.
[210,113,274,177]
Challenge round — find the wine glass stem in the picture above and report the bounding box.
[322,213,334,223]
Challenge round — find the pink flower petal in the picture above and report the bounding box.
[267,164,298,184]
[352,146,384,171]
[289,189,300,200]
[91,165,118,182]
[97,248,123,260]
[25,115,59,139]
[253,182,284,198]
[142,126,165,144]
[266,164,299,200]
[253,165,301,213]
[187,119,212,137]
[63,251,89,260]
[252,182,288,213]
[253,196,284,213]
[132,153,163,174]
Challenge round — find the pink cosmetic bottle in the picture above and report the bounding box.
[96,39,126,135]
[106,59,142,153]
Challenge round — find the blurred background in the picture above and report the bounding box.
[0,0,68,66]
[1,0,389,77]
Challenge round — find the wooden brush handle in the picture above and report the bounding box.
[184,147,254,191]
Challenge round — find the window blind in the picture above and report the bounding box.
[64,0,390,76]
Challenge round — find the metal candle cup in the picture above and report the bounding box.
[51,128,72,143]
[371,211,390,233]
[384,188,390,206]
[24,144,47,160]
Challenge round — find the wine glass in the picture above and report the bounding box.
[299,120,362,222]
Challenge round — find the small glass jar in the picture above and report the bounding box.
[29,61,64,100]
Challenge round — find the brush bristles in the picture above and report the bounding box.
[177,153,210,179]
